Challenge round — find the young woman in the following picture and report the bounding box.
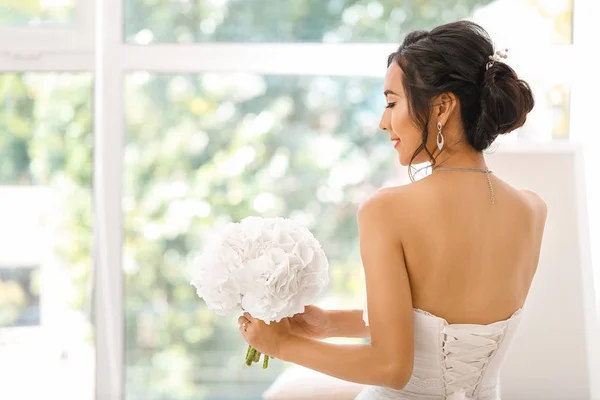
[238,20,546,399]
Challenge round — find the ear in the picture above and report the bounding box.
[432,93,457,126]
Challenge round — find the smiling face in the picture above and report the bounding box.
[379,62,437,167]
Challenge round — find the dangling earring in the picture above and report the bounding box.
[436,121,444,151]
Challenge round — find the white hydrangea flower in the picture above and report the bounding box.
[190,216,329,324]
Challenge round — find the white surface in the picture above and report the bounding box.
[0,187,95,399]
[263,365,364,400]
[0,187,49,265]
[0,332,94,400]
[571,5,600,399]
[487,145,600,400]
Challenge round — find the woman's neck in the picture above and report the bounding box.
[431,143,488,171]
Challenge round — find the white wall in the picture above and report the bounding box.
[487,143,600,400]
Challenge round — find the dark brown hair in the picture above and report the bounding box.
[388,21,534,172]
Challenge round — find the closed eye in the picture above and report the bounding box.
[385,102,396,109]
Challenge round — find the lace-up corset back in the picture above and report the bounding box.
[356,307,523,400]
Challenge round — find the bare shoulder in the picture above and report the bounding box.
[357,184,423,237]
[357,186,412,244]
[358,185,414,216]
[520,189,548,221]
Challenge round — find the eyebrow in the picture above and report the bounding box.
[384,89,400,96]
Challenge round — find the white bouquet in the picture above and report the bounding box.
[190,216,329,368]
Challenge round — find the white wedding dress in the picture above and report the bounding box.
[355,305,523,400]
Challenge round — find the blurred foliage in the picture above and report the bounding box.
[0,267,42,327]
[0,0,75,24]
[124,0,573,45]
[0,278,27,326]
[0,73,93,324]
[125,0,498,43]
[123,72,394,399]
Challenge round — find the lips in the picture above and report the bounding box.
[391,138,400,148]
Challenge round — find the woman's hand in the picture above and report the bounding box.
[238,313,294,359]
[288,305,330,340]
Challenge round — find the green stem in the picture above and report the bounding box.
[243,346,270,368]
[245,347,255,366]
[245,345,252,366]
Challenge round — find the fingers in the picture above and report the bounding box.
[238,315,250,331]
[243,312,256,323]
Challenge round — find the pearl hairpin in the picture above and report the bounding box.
[486,48,509,70]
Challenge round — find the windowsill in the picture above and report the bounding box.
[488,139,579,154]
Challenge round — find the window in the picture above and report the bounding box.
[2,0,587,399]
[0,0,76,25]
[0,0,91,52]
[0,72,93,400]
[0,266,40,327]
[124,73,394,397]
[125,0,500,44]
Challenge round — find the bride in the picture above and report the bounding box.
[238,20,546,399]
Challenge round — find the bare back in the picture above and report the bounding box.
[388,172,547,325]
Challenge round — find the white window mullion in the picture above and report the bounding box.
[0,52,93,72]
[76,0,96,49]
[118,43,573,77]
[0,27,84,52]
[120,43,397,76]
[94,0,124,398]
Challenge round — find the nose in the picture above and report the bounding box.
[379,111,389,132]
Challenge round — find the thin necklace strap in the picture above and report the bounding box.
[432,166,496,205]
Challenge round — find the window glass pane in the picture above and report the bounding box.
[0,0,76,25]
[0,73,93,399]
[124,72,397,399]
[124,0,572,44]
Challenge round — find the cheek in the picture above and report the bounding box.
[389,107,408,137]
[390,111,424,164]
[390,107,419,141]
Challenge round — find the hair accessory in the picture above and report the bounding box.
[486,48,509,71]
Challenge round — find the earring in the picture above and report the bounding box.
[436,121,444,151]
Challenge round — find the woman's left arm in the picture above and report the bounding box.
[241,190,414,390]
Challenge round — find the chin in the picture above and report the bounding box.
[398,158,411,167]
[397,145,431,167]
[397,152,411,167]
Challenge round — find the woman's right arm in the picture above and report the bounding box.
[325,309,371,339]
